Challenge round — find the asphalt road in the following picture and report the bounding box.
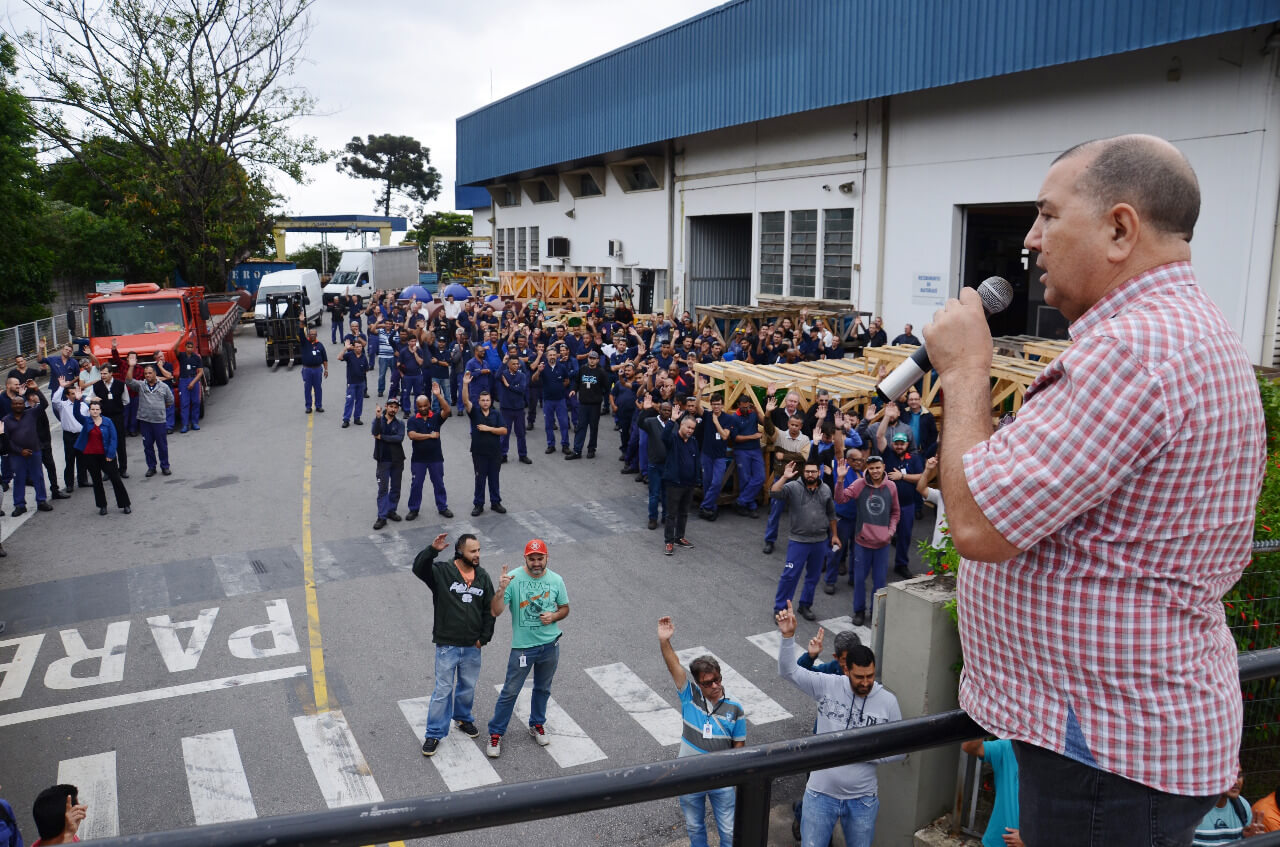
[0,323,935,846]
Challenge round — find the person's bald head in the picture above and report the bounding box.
[1055,134,1200,242]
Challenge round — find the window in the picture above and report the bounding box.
[620,267,632,288]
[759,212,785,296]
[530,227,539,266]
[522,176,558,204]
[496,229,506,272]
[91,300,185,336]
[619,163,658,191]
[518,228,528,271]
[489,183,520,208]
[506,229,516,272]
[563,167,606,199]
[822,208,854,300]
[578,173,602,197]
[789,210,817,297]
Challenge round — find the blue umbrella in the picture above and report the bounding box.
[399,285,433,301]
[443,282,472,300]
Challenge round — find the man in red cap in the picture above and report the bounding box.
[484,537,570,758]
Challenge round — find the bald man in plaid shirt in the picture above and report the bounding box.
[926,135,1265,846]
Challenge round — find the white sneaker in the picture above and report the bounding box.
[486,734,501,758]
[529,724,550,746]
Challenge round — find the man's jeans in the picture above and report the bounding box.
[543,398,569,447]
[679,786,735,847]
[763,497,785,543]
[852,544,890,615]
[408,460,447,513]
[647,463,665,522]
[800,789,877,847]
[733,447,764,508]
[376,459,403,518]
[487,640,560,737]
[1013,741,1216,847]
[775,539,827,611]
[699,455,728,512]
[425,645,482,740]
[894,501,916,569]
[824,516,856,584]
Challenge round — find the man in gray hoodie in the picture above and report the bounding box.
[775,602,903,847]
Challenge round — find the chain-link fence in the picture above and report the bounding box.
[0,308,87,370]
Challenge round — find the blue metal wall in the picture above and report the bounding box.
[457,0,1280,185]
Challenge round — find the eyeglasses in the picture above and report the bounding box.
[697,676,722,689]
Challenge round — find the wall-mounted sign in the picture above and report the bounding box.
[911,272,945,307]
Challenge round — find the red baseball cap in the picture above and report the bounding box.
[524,538,548,556]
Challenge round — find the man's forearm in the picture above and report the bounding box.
[938,370,1017,561]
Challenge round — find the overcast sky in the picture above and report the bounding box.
[4,0,723,252]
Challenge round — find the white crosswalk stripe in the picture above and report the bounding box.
[398,696,501,791]
[493,684,607,767]
[676,647,791,724]
[746,617,873,662]
[585,662,682,746]
[182,729,257,824]
[57,751,119,838]
[293,711,383,807]
[510,510,573,546]
[819,615,872,646]
[211,551,263,597]
[571,500,632,535]
[448,521,505,556]
[295,540,349,583]
[367,531,414,571]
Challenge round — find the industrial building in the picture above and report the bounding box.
[454,0,1280,363]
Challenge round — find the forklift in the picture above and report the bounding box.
[263,292,306,367]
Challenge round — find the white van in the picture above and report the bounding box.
[254,269,323,336]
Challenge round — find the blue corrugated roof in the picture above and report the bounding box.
[456,0,1280,185]
[454,183,492,210]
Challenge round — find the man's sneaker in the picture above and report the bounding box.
[36,502,53,512]
[145,469,157,477]
[353,418,363,425]
[852,611,866,627]
[561,445,572,455]
[491,503,507,514]
[529,724,551,746]
[457,720,479,738]
[823,583,836,595]
[471,505,484,517]
[664,543,674,556]
[519,456,532,464]
[9,506,26,517]
[698,509,714,520]
[586,450,596,459]
[565,452,581,460]
[797,604,817,621]
[545,445,556,454]
[894,565,913,580]
[386,511,402,522]
[406,510,419,520]
[648,519,659,530]
[341,420,350,428]
[373,518,387,530]
[439,509,454,518]
[676,538,694,548]
[763,541,774,554]
[422,737,439,757]
[486,734,502,758]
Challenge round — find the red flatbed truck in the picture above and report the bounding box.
[85,283,246,387]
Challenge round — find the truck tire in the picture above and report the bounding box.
[224,341,236,378]
[256,323,266,338]
[211,351,229,386]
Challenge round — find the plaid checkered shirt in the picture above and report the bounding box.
[958,261,1265,796]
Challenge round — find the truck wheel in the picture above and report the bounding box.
[211,351,229,385]
[266,353,275,367]
[224,341,236,378]
[256,323,266,338]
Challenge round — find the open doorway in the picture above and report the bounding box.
[687,214,752,312]
[960,204,1067,339]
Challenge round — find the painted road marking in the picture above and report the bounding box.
[448,521,504,556]
[572,500,632,535]
[509,510,573,546]
[676,647,792,724]
[211,552,264,598]
[300,412,329,713]
[0,666,308,728]
[293,711,383,807]
[57,751,119,838]
[746,617,872,662]
[126,565,171,612]
[493,683,607,768]
[584,663,682,746]
[182,729,257,824]
[368,530,414,572]
[398,696,501,791]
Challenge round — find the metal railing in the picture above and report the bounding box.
[84,647,1280,847]
[0,308,87,371]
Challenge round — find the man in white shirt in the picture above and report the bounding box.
[51,377,90,492]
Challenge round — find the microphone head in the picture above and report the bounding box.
[977,276,1014,315]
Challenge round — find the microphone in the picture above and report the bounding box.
[875,276,1013,402]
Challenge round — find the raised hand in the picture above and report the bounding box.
[498,563,513,591]
[774,602,797,638]
[807,626,825,658]
[783,460,798,480]
[657,615,675,641]
[430,532,449,552]
[836,458,849,478]
[463,370,472,384]
[765,395,778,412]
[814,404,826,421]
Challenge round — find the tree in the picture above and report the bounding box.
[337,134,441,218]
[14,0,325,290]
[287,242,341,276]
[0,35,52,326]
[404,212,474,277]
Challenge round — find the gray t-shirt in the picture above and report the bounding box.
[770,478,835,543]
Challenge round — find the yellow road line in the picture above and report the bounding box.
[301,412,330,713]
[302,414,407,847]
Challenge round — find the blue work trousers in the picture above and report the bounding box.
[775,539,828,611]
[343,384,364,423]
[647,463,665,522]
[733,447,764,507]
[698,455,729,512]
[543,398,569,447]
[472,453,501,507]
[140,420,169,471]
[824,516,857,584]
[178,381,201,429]
[764,497,785,544]
[501,408,528,458]
[894,502,916,570]
[400,374,425,412]
[487,640,560,737]
[408,460,447,514]
[425,645,482,740]
[852,543,891,615]
[376,460,403,518]
[301,365,323,411]
[9,451,47,508]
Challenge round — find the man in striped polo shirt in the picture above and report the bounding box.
[657,615,746,847]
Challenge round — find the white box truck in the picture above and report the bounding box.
[322,245,419,304]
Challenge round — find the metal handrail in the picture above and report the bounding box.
[84,647,1280,847]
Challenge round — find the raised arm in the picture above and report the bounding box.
[657,616,687,689]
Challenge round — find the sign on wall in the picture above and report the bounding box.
[911,272,945,307]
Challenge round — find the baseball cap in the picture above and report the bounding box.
[892,432,909,443]
[524,538,548,556]
[387,397,400,406]
[587,350,600,358]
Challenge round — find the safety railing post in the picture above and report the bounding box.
[733,776,772,847]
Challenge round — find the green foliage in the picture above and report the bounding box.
[337,134,442,218]
[406,212,474,276]
[15,0,324,290]
[287,243,342,275]
[0,35,52,326]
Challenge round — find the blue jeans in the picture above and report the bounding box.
[376,357,394,394]
[647,463,665,522]
[852,544,890,615]
[425,645,482,739]
[408,460,447,513]
[487,640,560,737]
[800,789,877,847]
[301,365,323,410]
[733,447,764,507]
[501,408,528,458]
[543,398,569,447]
[775,539,827,611]
[433,376,451,409]
[376,460,402,518]
[764,497,785,543]
[679,786,735,847]
[824,516,856,584]
[330,315,342,343]
[698,455,729,511]
[894,501,916,569]
[343,384,364,423]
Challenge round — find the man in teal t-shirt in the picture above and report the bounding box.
[962,738,1022,847]
[485,538,570,758]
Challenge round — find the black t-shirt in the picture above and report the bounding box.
[407,410,445,463]
[177,352,203,380]
[468,405,503,456]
